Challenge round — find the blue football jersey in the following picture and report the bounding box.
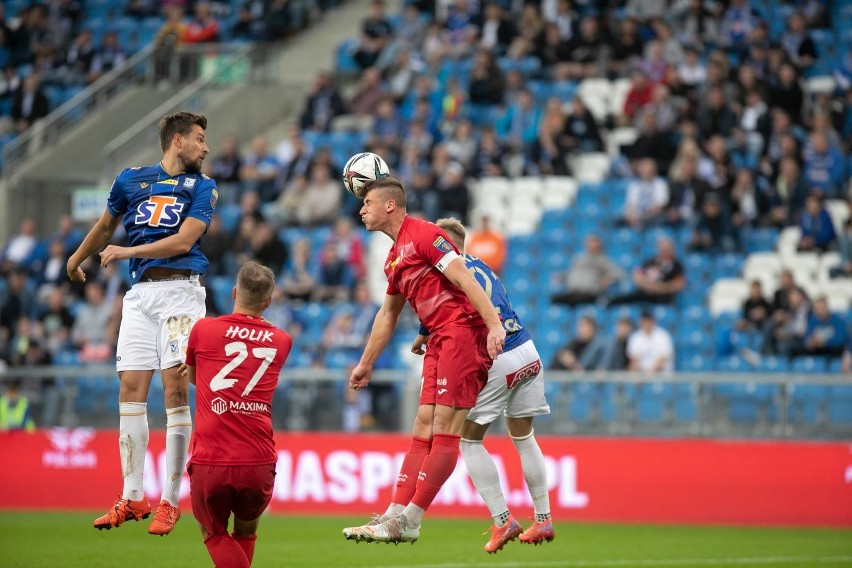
[420,253,531,352]
[107,163,218,284]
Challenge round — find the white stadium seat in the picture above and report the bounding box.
[805,76,835,95]
[571,153,610,183]
[817,251,842,283]
[820,279,852,312]
[782,252,820,281]
[541,176,578,209]
[708,278,750,316]
[825,199,850,234]
[776,226,802,258]
[743,252,783,283]
[606,127,639,157]
[578,78,611,121]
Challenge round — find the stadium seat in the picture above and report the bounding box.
[679,353,714,372]
[817,251,842,282]
[673,383,699,422]
[776,226,802,258]
[577,79,611,121]
[571,153,610,183]
[827,386,852,426]
[755,356,789,373]
[708,278,749,316]
[541,176,577,209]
[791,357,828,373]
[635,382,670,422]
[743,252,782,287]
[211,276,235,313]
[788,384,828,425]
[820,279,852,312]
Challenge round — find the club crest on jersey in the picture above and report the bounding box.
[433,236,453,253]
[135,195,185,227]
[183,178,196,188]
[210,189,218,209]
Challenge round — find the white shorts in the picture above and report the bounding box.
[467,339,550,425]
[115,277,206,372]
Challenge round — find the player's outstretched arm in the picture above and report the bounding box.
[442,257,506,359]
[99,217,208,267]
[67,208,122,282]
[349,293,405,390]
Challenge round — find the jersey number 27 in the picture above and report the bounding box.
[210,341,277,397]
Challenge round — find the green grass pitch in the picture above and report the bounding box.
[0,512,850,568]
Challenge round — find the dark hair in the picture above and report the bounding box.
[158,112,207,152]
[363,176,407,208]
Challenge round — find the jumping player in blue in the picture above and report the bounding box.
[67,112,216,536]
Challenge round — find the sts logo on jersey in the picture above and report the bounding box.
[135,195,185,227]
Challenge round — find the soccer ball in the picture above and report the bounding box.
[342,152,390,198]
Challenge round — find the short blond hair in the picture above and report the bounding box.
[236,261,275,311]
[436,217,466,251]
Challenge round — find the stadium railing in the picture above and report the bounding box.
[1,365,849,440]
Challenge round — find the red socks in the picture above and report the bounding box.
[392,436,432,506]
[204,534,250,568]
[233,534,257,565]
[411,433,461,510]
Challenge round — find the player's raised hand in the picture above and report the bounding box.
[486,324,506,359]
[66,260,86,282]
[348,362,373,391]
[410,334,428,355]
[99,245,130,267]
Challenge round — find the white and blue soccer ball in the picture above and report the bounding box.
[342,152,390,198]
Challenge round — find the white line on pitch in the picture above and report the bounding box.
[372,556,852,568]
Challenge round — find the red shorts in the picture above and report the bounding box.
[419,322,491,409]
[188,463,275,536]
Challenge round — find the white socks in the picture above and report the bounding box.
[384,503,405,517]
[401,503,425,527]
[119,402,148,502]
[512,430,550,520]
[460,438,510,526]
[163,406,192,506]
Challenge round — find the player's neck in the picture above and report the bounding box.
[232,307,263,318]
[384,213,407,242]
[159,156,185,177]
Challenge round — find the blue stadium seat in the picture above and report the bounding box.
[715,383,778,424]
[635,382,670,422]
[211,276,235,313]
[742,228,780,253]
[678,353,714,372]
[335,38,360,74]
[673,383,699,422]
[568,382,596,422]
[716,253,745,278]
[755,356,789,373]
[788,384,827,425]
[827,386,852,426]
[791,357,828,373]
[217,203,241,233]
[717,355,748,372]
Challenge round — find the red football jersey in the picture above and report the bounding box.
[385,216,481,332]
[187,313,292,466]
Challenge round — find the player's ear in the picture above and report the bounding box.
[231,286,236,300]
[263,296,272,310]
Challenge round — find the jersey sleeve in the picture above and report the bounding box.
[186,176,218,227]
[106,169,129,217]
[185,320,201,366]
[415,226,460,274]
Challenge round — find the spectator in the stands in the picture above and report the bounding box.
[608,17,643,77]
[64,29,94,85]
[0,379,35,432]
[272,162,342,227]
[125,0,159,18]
[537,22,571,68]
[769,63,804,125]
[552,234,625,306]
[182,1,220,43]
[435,160,470,223]
[563,95,604,153]
[497,88,540,155]
[240,136,280,202]
[627,311,674,372]
[627,110,677,171]
[842,337,852,374]
[322,217,365,281]
[369,97,404,151]
[71,281,113,363]
[11,74,49,134]
[232,3,266,41]
[280,239,318,302]
[344,67,387,130]
[551,315,606,371]
[0,269,34,346]
[153,4,185,81]
[245,218,289,275]
[565,15,606,79]
[608,237,685,306]
[771,269,807,314]
[599,315,634,371]
[764,157,808,227]
[275,127,312,187]
[472,125,506,177]
[443,118,477,170]
[764,287,809,357]
[299,71,346,132]
[798,192,837,252]
[475,2,515,55]
[621,157,669,229]
[697,86,736,140]
[1,218,39,272]
[38,287,73,357]
[353,0,393,69]
[796,296,847,358]
[735,280,771,332]
[639,39,667,84]
[34,239,69,294]
[87,30,126,83]
[719,0,761,54]
[315,242,354,303]
[468,49,504,106]
[830,201,852,278]
[209,134,243,187]
[665,145,711,227]
[729,168,761,229]
[199,215,232,277]
[265,0,293,40]
[802,131,846,198]
[466,215,506,274]
[688,193,738,253]
[779,12,817,72]
[621,69,653,126]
